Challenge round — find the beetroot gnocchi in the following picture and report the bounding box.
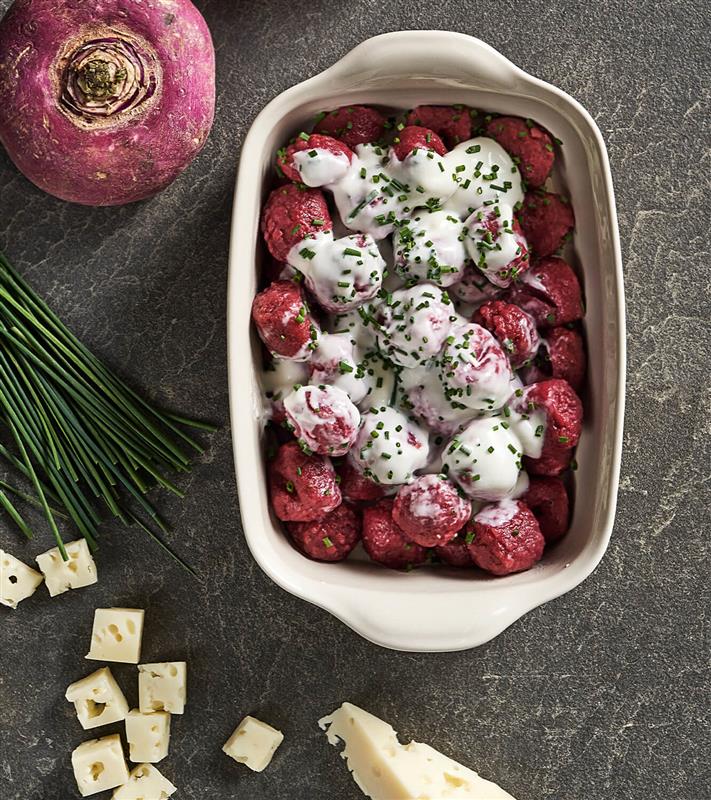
[253,102,586,577]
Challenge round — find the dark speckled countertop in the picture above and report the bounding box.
[1,2,709,799]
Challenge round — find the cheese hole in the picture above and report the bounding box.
[108,624,123,642]
[90,762,104,781]
[151,701,164,711]
[126,620,136,635]
[169,665,178,676]
[8,575,18,584]
[151,725,159,733]
[3,559,10,567]
[444,773,466,788]
[68,562,79,573]
[86,700,106,719]
[372,766,382,778]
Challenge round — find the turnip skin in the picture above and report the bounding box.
[0,0,215,205]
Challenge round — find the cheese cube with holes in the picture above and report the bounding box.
[222,715,284,772]
[125,709,171,763]
[112,763,177,799]
[138,662,187,715]
[319,702,517,799]
[72,734,130,797]
[35,538,97,597]
[87,608,145,664]
[0,549,44,609]
[66,667,130,730]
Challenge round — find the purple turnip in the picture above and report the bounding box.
[0,0,215,205]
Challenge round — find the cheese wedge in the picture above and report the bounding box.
[319,702,516,800]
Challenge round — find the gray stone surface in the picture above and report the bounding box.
[1,1,709,798]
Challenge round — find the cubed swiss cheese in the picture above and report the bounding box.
[319,702,517,799]
[125,709,171,763]
[222,715,284,772]
[72,734,130,797]
[36,538,97,597]
[0,549,43,608]
[65,667,129,730]
[112,763,177,800]
[86,608,145,664]
[138,662,187,714]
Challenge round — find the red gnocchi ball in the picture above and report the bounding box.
[392,125,447,161]
[337,459,386,503]
[518,191,575,257]
[525,443,574,477]
[485,116,555,188]
[513,256,584,328]
[251,280,320,360]
[515,378,582,478]
[261,184,333,262]
[276,133,354,185]
[392,475,472,547]
[436,531,475,567]
[406,105,472,148]
[546,326,586,392]
[286,503,361,561]
[269,441,341,522]
[362,499,429,569]
[313,105,386,147]
[514,378,583,451]
[474,300,540,368]
[467,500,545,576]
[523,477,570,542]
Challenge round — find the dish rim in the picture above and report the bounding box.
[227,30,626,652]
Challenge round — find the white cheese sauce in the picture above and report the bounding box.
[439,322,514,411]
[262,359,309,418]
[393,209,468,286]
[294,138,523,242]
[399,363,479,436]
[474,497,521,527]
[352,406,430,484]
[356,352,397,411]
[292,147,351,186]
[283,384,360,456]
[288,231,386,312]
[463,202,527,288]
[442,417,525,501]
[307,332,370,405]
[374,284,460,369]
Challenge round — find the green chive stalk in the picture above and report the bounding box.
[0,252,216,574]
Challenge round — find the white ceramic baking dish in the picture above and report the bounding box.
[227,31,625,652]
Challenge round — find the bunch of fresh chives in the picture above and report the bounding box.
[0,251,215,573]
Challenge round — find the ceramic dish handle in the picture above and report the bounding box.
[328,585,522,652]
[322,31,524,93]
